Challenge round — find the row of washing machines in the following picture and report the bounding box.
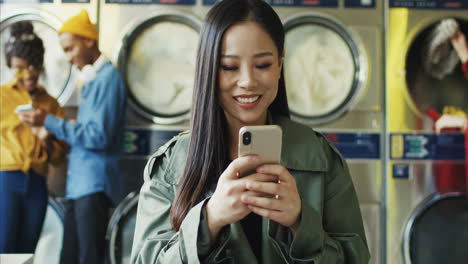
[1,0,467,264]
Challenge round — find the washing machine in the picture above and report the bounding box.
[99,2,206,260]
[106,191,139,264]
[98,0,206,200]
[387,1,468,263]
[258,1,385,264]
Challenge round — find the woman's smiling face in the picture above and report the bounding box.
[11,56,41,93]
[218,21,283,128]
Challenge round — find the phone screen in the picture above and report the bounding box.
[15,104,34,112]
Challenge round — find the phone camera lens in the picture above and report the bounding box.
[243,132,251,145]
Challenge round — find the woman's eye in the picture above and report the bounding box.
[256,63,272,69]
[221,65,238,71]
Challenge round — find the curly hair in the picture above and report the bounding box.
[4,21,45,69]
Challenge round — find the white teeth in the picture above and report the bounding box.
[235,96,260,104]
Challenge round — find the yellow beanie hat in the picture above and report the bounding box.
[58,10,98,40]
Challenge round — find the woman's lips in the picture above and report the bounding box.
[233,95,261,109]
[22,79,37,90]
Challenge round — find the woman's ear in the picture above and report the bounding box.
[278,50,285,76]
[279,50,285,69]
[84,38,97,49]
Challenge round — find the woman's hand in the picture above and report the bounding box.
[31,126,55,153]
[16,107,48,127]
[241,164,302,234]
[450,31,468,63]
[205,156,277,240]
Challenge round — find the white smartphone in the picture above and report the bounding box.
[15,104,34,112]
[238,125,282,177]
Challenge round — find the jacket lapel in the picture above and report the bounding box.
[272,115,328,172]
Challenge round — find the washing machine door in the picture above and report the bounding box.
[117,12,201,125]
[34,198,65,264]
[402,191,468,264]
[107,191,139,264]
[283,13,367,125]
[404,18,468,117]
[0,10,76,106]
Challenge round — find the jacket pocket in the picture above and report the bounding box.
[329,233,370,264]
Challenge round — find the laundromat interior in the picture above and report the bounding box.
[0,0,467,264]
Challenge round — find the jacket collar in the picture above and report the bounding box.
[270,114,328,172]
[79,54,109,86]
[8,80,48,96]
[93,54,108,72]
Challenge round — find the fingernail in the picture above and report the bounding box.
[250,156,260,162]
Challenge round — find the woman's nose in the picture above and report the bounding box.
[23,71,38,81]
[65,53,73,64]
[238,66,257,90]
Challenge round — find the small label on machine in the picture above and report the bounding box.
[106,0,195,4]
[123,128,182,156]
[321,132,381,159]
[390,0,468,9]
[344,0,376,8]
[203,0,338,7]
[390,133,465,160]
[0,0,52,3]
[393,164,410,179]
[62,0,90,3]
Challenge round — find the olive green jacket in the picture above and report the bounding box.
[131,115,370,264]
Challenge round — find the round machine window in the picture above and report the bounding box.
[405,18,468,115]
[403,193,468,264]
[284,18,361,124]
[125,21,198,117]
[1,19,72,100]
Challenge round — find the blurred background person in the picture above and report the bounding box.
[450,28,468,79]
[17,10,127,264]
[0,21,67,253]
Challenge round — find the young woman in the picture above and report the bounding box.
[0,21,67,253]
[131,0,370,263]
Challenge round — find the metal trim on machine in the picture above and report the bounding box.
[0,8,76,106]
[106,191,139,264]
[115,11,202,125]
[282,13,368,125]
[402,190,466,264]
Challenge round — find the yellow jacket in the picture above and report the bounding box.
[0,80,68,176]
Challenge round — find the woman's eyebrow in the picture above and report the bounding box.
[221,52,274,59]
[253,52,273,58]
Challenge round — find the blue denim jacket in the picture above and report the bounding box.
[45,61,126,204]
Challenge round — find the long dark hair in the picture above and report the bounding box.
[170,0,290,231]
[4,21,44,69]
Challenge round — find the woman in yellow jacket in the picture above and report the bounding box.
[0,21,67,253]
